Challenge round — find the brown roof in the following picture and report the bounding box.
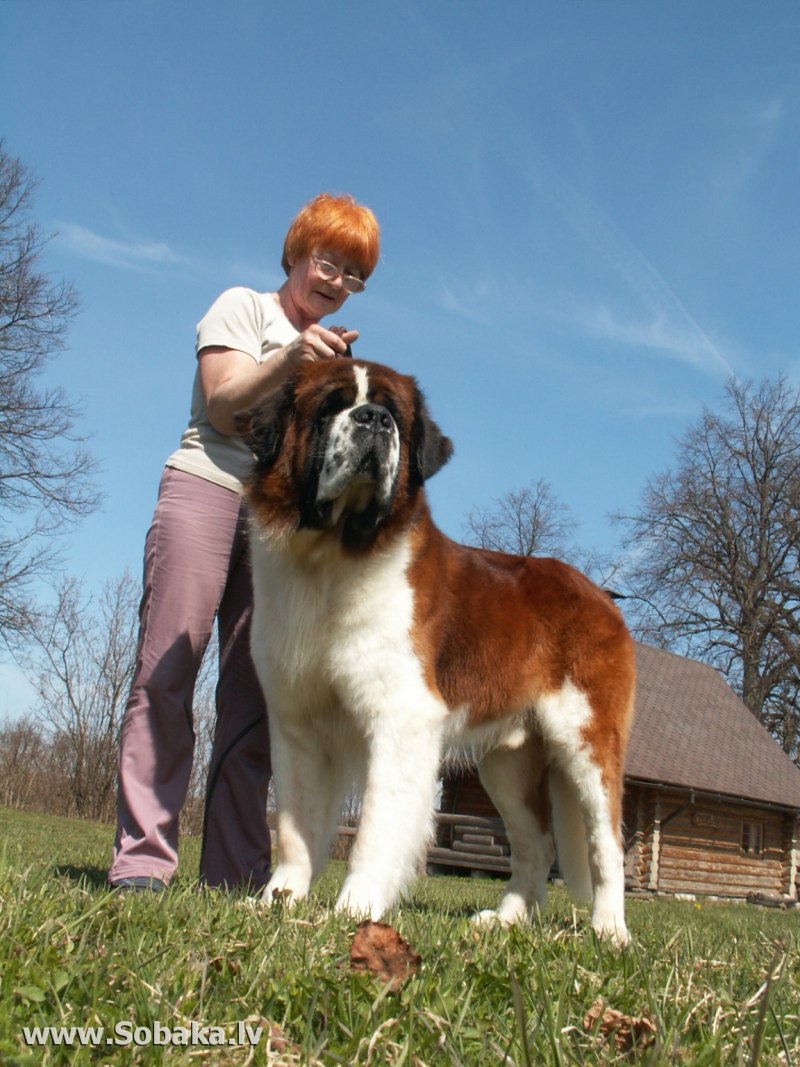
[626,644,800,810]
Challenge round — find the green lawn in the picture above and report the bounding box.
[0,807,797,1065]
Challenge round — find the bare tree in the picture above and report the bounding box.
[0,719,46,808]
[0,142,99,645]
[463,478,579,558]
[617,375,800,759]
[10,571,232,829]
[20,571,140,820]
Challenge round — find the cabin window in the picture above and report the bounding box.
[740,821,764,856]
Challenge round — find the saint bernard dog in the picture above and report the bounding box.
[237,357,636,944]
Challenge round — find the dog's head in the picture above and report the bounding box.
[236,359,453,551]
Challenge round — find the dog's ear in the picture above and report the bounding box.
[410,387,453,484]
[234,377,296,469]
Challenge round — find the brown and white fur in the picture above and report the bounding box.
[237,358,635,944]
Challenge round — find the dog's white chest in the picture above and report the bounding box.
[250,531,422,718]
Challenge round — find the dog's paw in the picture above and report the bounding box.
[263,866,311,906]
[591,915,630,948]
[472,892,536,928]
[235,896,268,913]
[335,878,387,922]
[471,908,517,929]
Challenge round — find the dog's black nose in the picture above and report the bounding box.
[351,404,393,431]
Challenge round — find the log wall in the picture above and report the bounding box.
[623,784,793,898]
[440,771,799,899]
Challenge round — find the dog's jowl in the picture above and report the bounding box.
[237,358,635,945]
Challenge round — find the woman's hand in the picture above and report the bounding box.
[199,326,359,436]
[284,324,359,365]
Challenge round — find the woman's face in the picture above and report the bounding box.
[284,248,355,323]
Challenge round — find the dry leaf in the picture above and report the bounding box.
[207,955,239,976]
[583,997,657,1053]
[266,1021,296,1054]
[349,920,421,992]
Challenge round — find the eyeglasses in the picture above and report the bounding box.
[311,254,366,294]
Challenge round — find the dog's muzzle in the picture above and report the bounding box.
[350,404,395,475]
[316,403,401,513]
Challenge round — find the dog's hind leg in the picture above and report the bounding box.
[474,734,555,925]
[553,757,628,945]
[536,682,630,946]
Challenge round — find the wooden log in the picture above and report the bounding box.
[660,855,781,880]
[658,871,781,895]
[457,831,499,845]
[427,846,511,872]
[746,891,797,910]
[453,841,507,857]
[437,812,506,832]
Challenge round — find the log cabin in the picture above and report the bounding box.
[430,644,800,902]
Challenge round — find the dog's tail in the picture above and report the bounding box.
[548,766,593,903]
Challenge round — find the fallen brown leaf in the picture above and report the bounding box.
[207,955,240,976]
[349,921,421,992]
[266,1021,296,1054]
[583,997,657,1053]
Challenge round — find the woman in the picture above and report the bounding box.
[109,193,381,891]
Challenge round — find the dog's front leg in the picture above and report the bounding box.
[262,713,349,906]
[336,707,445,920]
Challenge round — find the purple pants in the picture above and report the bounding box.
[108,467,271,889]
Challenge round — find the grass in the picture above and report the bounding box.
[0,807,798,1065]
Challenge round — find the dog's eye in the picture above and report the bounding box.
[316,388,352,423]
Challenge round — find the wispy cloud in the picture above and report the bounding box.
[57,223,187,271]
[518,145,736,379]
[712,95,785,206]
[567,301,734,377]
[56,224,285,292]
[559,194,735,378]
[437,279,494,324]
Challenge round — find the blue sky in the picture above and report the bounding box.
[1,0,798,716]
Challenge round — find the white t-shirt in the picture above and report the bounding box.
[165,287,299,493]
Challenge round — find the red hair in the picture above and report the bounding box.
[281,193,380,279]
